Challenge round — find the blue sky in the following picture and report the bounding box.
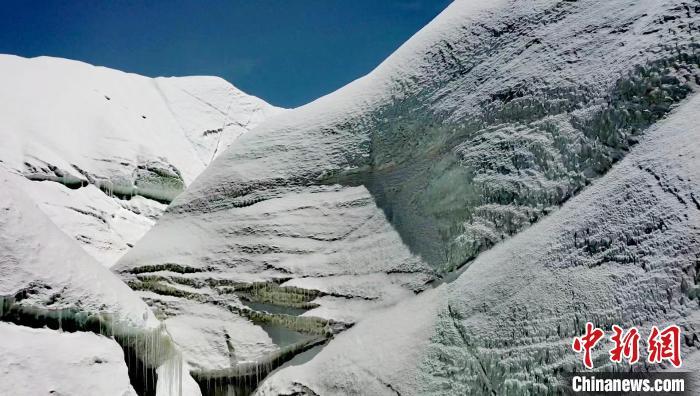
[0,1,451,107]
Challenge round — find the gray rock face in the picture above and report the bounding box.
[115,0,700,393]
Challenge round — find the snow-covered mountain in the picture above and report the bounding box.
[2,0,700,395]
[115,0,700,394]
[0,54,283,266]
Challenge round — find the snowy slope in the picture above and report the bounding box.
[256,285,447,396]
[418,90,700,395]
[117,183,433,377]
[0,169,158,331]
[0,54,282,266]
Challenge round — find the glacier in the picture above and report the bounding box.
[2,0,700,394]
[0,169,205,396]
[418,92,700,394]
[116,0,700,393]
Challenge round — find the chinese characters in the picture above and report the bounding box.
[571,322,681,369]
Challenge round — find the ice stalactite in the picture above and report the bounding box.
[157,353,204,396]
[0,292,200,396]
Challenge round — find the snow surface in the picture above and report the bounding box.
[162,300,278,371]
[117,184,433,372]
[0,54,282,266]
[256,286,447,395]
[258,77,700,396]
[0,322,137,396]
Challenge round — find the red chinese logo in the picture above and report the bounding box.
[571,322,682,369]
[647,325,682,368]
[609,325,640,364]
[572,322,605,369]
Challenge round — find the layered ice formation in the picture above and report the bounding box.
[0,168,205,395]
[417,92,700,394]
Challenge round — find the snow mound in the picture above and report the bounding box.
[0,322,137,396]
[0,54,283,266]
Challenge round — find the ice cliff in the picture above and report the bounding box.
[0,169,202,396]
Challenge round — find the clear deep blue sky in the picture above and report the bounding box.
[0,1,451,108]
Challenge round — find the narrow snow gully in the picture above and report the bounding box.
[0,292,191,396]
